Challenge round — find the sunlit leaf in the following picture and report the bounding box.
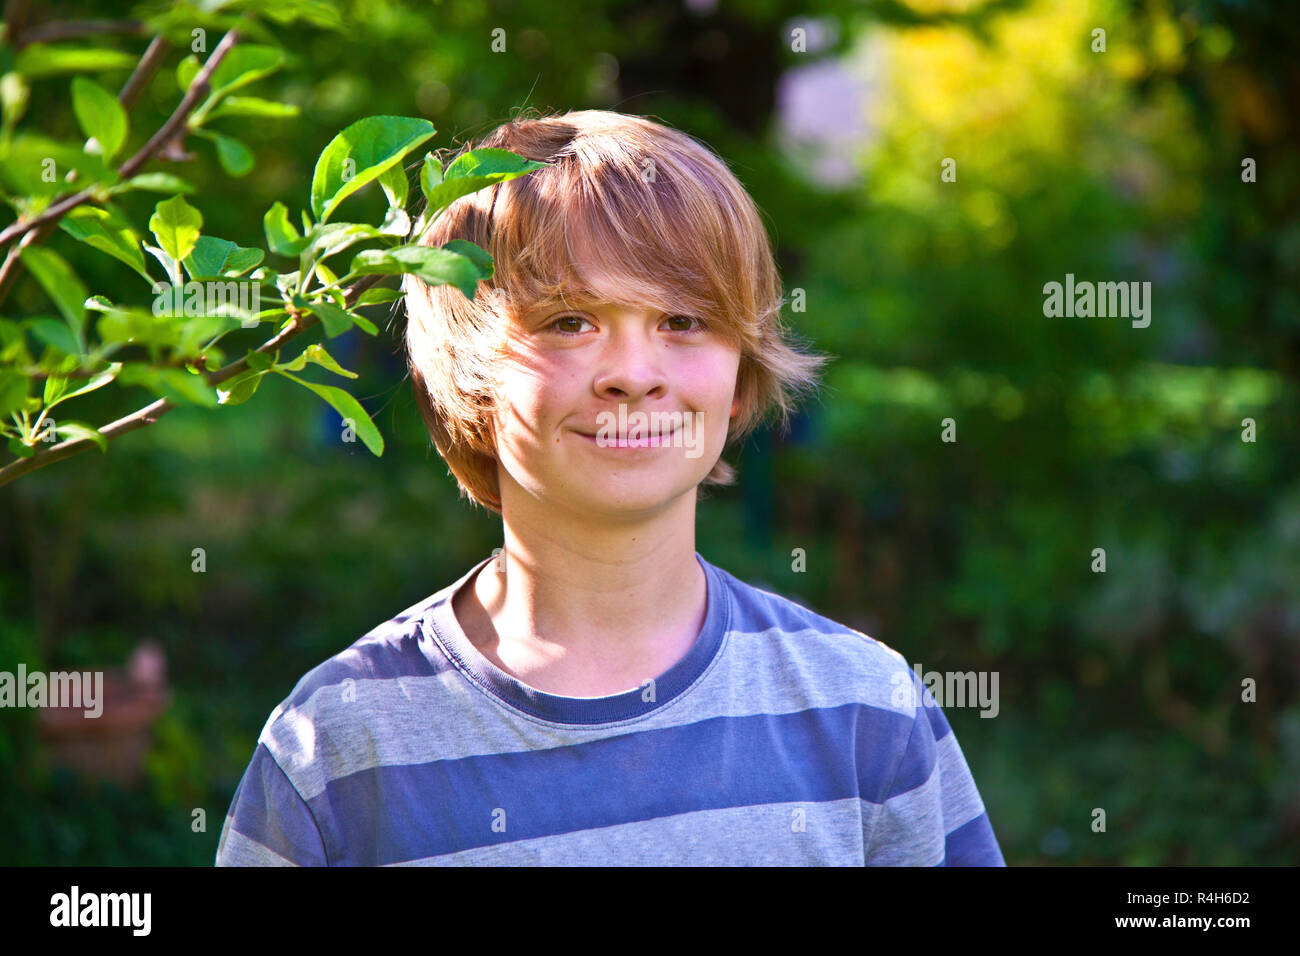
[71,76,128,159]
[149,195,203,262]
[310,116,435,222]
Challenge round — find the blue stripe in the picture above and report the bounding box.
[942,812,1004,866]
[228,743,328,865]
[310,702,911,865]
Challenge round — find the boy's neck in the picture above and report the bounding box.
[451,494,709,698]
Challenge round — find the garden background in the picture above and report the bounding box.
[0,0,1296,864]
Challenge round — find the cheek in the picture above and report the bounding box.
[496,353,575,436]
[697,350,741,406]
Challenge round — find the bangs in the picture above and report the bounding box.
[488,136,757,349]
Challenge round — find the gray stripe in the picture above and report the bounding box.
[215,821,301,867]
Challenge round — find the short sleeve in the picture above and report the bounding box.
[215,743,329,867]
[864,671,1005,866]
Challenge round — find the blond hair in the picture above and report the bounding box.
[402,108,827,514]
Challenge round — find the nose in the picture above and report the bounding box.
[592,326,668,403]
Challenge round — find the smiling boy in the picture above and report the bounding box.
[215,109,1005,866]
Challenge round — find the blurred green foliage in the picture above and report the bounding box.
[0,0,1296,865]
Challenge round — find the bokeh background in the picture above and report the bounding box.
[1,0,1297,865]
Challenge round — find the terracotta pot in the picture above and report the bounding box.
[35,642,171,786]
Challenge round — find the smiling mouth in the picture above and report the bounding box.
[574,430,680,448]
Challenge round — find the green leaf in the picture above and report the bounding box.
[274,271,299,296]
[71,76,128,160]
[302,221,384,261]
[14,46,137,79]
[378,162,409,209]
[206,45,286,99]
[244,349,276,372]
[7,436,35,458]
[197,129,254,177]
[1,72,31,136]
[116,364,219,407]
[293,293,351,338]
[315,260,340,295]
[440,239,494,280]
[59,205,149,281]
[25,317,81,356]
[20,247,87,339]
[43,373,67,406]
[278,342,357,378]
[46,364,121,411]
[182,235,265,279]
[173,312,242,356]
[207,96,301,121]
[277,369,383,455]
[356,286,402,306]
[95,306,180,349]
[263,201,307,256]
[0,133,112,202]
[349,244,486,299]
[183,236,236,280]
[224,246,266,275]
[349,312,378,335]
[149,195,203,262]
[52,420,107,452]
[176,54,200,92]
[108,172,194,195]
[420,147,549,220]
[310,116,435,222]
[216,368,263,405]
[419,152,443,205]
[257,0,344,29]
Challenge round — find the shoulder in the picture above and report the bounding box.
[252,587,455,791]
[710,563,915,711]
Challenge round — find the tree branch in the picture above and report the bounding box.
[0,27,242,252]
[0,218,54,302]
[0,29,172,304]
[0,274,387,488]
[119,35,172,111]
[15,19,146,49]
[2,0,32,49]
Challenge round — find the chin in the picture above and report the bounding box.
[564,471,702,515]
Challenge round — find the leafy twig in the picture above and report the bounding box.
[0,26,242,253]
[0,274,386,487]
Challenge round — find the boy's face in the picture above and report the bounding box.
[490,272,741,520]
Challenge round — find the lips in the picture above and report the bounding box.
[573,429,679,447]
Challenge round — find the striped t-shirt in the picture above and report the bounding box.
[215,552,1005,866]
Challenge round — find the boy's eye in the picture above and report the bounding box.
[662,314,706,333]
[549,315,592,335]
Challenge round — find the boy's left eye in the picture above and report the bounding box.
[662,314,705,333]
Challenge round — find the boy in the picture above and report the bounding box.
[215,109,1004,866]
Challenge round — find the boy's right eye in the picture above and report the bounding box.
[548,315,592,336]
